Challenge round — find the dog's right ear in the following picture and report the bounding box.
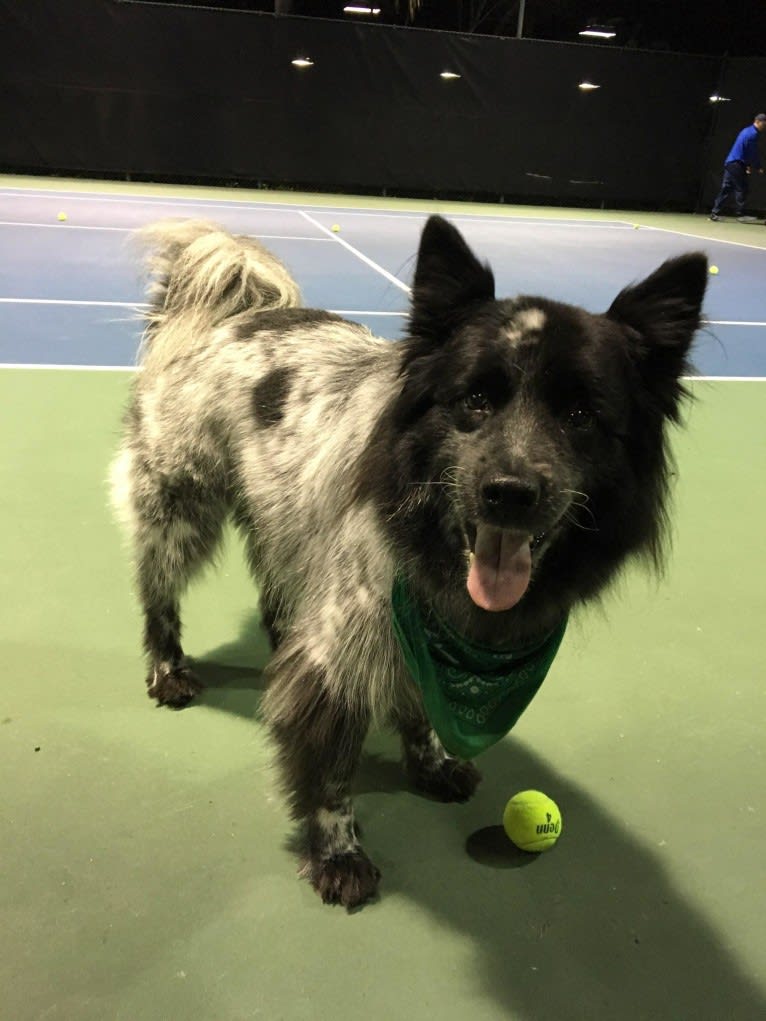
[409,216,495,342]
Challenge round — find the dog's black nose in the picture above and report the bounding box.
[481,474,541,518]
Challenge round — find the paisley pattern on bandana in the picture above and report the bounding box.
[392,576,567,760]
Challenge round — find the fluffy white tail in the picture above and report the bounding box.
[135,219,302,370]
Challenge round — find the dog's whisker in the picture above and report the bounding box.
[563,506,599,532]
[408,467,464,493]
[561,487,591,503]
[563,516,599,533]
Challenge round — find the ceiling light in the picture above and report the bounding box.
[344,5,381,13]
[578,81,601,91]
[440,71,461,80]
[709,94,731,103]
[579,27,616,39]
[291,58,314,68]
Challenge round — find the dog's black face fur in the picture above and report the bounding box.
[364,217,708,642]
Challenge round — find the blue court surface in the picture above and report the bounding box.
[1,185,765,377]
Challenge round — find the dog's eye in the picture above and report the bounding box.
[567,406,595,430]
[463,392,493,415]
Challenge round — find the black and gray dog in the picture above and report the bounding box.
[111,216,707,908]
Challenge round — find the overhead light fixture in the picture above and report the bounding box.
[291,58,314,69]
[579,27,616,39]
[440,71,461,80]
[344,5,381,13]
[709,94,732,103]
[578,81,601,91]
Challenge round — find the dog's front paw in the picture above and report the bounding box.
[409,757,482,803]
[304,851,381,909]
[146,663,202,708]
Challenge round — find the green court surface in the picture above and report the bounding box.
[2,365,765,1020]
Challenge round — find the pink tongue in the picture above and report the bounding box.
[467,525,532,612]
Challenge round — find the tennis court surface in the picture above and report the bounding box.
[2,177,765,1021]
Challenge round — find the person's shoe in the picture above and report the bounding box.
[709,213,720,221]
[736,214,758,223]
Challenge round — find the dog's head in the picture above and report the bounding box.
[367,216,708,624]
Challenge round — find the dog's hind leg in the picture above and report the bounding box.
[393,705,482,803]
[114,449,227,708]
[263,658,380,909]
[137,520,223,708]
[237,522,283,650]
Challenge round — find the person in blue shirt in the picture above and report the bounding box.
[714,113,766,221]
[710,114,766,222]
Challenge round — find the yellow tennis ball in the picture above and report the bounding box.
[331,224,340,232]
[57,211,68,222]
[503,790,562,852]
[709,265,719,275]
[633,224,640,229]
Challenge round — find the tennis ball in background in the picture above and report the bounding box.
[331,224,340,232]
[57,211,68,222]
[503,790,562,852]
[709,265,719,275]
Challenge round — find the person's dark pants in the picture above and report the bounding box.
[711,160,749,216]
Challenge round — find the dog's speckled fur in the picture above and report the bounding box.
[111,216,707,908]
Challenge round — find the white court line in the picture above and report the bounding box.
[11,189,761,237]
[3,299,765,329]
[1,363,764,380]
[705,320,766,327]
[0,188,632,229]
[0,190,315,213]
[331,309,406,316]
[0,297,406,316]
[299,211,412,294]
[0,220,331,242]
[0,298,145,307]
[0,220,129,232]
[0,363,136,371]
[329,212,635,229]
[5,206,765,252]
[642,224,766,253]
[296,209,634,228]
[0,189,417,222]
[5,185,766,246]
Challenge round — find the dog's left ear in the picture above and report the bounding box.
[410,216,495,342]
[607,253,708,417]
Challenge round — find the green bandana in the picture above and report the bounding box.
[392,576,567,760]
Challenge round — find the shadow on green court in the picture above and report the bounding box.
[192,611,269,717]
[376,739,766,1019]
[181,614,766,1019]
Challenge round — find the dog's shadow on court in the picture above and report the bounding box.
[191,613,766,1020]
[192,611,410,798]
[191,611,269,718]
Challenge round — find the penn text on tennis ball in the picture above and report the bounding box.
[709,265,719,275]
[331,224,340,232]
[57,211,68,222]
[503,790,562,852]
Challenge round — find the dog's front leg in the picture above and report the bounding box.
[265,663,379,909]
[301,792,379,910]
[393,705,482,803]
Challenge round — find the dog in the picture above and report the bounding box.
[111,215,707,908]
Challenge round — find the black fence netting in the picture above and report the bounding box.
[0,0,751,209]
